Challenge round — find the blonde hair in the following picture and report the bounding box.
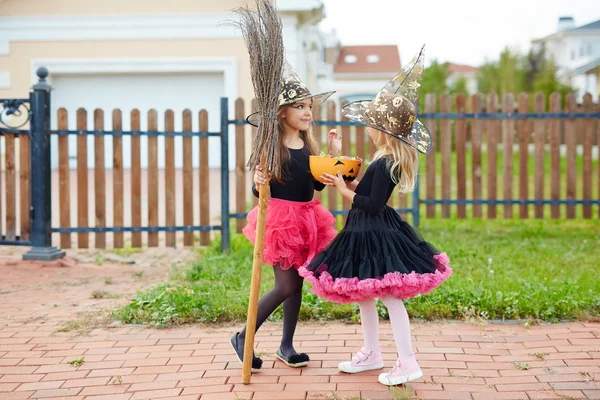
[275,104,319,182]
[371,129,419,193]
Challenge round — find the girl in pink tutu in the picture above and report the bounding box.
[299,46,452,386]
[230,63,340,370]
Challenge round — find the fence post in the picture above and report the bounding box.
[23,67,66,261]
[413,173,420,228]
[413,98,422,228]
[220,97,231,253]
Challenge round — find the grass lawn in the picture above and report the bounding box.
[115,218,600,327]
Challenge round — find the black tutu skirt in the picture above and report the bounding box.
[298,205,452,304]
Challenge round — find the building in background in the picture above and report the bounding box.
[447,63,479,95]
[533,17,600,101]
[318,43,401,105]
[0,0,328,169]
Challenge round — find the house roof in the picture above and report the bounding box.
[573,57,600,74]
[334,45,401,74]
[533,19,600,42]
[448,63,479,73]
[573,19,600,31]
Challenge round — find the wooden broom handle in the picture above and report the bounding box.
[242,161,269,384]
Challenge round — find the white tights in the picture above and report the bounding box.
[358,296,413,357]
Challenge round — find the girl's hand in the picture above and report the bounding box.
[327,129,342,157]
[321,171,346,192]
[254,166,271,186]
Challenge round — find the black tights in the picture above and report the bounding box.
[238,265,304,356]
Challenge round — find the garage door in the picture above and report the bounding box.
[50,71,227,170]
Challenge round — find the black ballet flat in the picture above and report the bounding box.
[275,348,310,368]
[230,332,263,371]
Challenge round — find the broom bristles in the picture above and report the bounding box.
[229,0,285,179]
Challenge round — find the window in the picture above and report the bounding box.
[580,46,584,57]
[571,50,576,60]
[366,55,380,63]
[588,43,593,56]
[344,55,357,64]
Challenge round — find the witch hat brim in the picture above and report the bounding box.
[341,99,432,155]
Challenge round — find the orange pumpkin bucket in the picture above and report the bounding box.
[309,155,362,183]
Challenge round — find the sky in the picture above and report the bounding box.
[318,0,600,67]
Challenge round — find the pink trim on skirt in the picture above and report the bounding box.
[298,253,452,303]
[242,198,337,270]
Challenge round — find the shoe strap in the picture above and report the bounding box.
[352,347,376,362]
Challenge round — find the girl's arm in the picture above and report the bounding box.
[328,129,342,157]
[351,161,391,214]
[337,184,356,204]
[346,180,359,191]
[321,174,356,203]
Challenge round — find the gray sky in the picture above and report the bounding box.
[319,0,600,66]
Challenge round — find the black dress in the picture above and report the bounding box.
[298,156,452,304]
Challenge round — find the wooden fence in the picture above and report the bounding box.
[54,108,214,249]
[420,92,599,220]
[0,132,30,243]
[1,92,599,249]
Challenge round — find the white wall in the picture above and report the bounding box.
[49,72,227,170]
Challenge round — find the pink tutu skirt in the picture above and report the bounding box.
[242,198,337,270]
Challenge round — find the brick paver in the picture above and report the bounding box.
[1,249,600,399]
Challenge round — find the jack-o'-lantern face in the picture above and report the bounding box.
[309,155,362,183]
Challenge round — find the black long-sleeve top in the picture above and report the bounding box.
[252,146,326,202]
[352,157,398,214]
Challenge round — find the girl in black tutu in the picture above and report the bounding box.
[298,45,452,386]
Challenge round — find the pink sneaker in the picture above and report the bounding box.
[338,347,384,374]
[378,354,423,386]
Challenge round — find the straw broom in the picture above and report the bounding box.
[229,0,285,384]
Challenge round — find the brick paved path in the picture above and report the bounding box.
[1,250,599,400]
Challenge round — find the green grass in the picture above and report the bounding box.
[113,244,142,258]
[114,218,600,327]
[68,358,85,367]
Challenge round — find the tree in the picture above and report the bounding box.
[421,59,449,96]
[476,46,575,103]
[523,47,544,92]
[476,61,500,95]
[477,47,524,95]
[450,77,469,96]
[533,56,574,99]
[497,48,525,94]
[420,60,449,111]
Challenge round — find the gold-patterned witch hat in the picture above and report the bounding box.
[341,45,432,154]
[246,62,335,127]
